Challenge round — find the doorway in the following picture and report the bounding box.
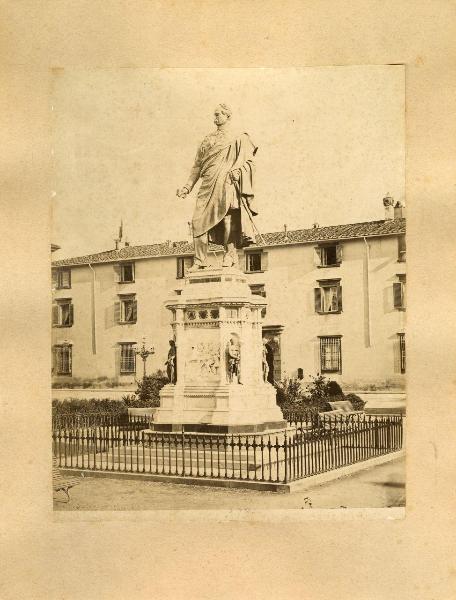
[262,325,284,385]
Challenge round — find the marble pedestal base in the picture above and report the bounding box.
[152,267,286,434]
[153,382,286,433]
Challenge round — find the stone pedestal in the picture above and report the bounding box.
[152,267,286,433]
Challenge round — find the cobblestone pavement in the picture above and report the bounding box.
[54,456,405,511]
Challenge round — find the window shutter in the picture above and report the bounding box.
[337,286,343,311]
[393,282,403,309]
[51,270,58,289]
[68,303,74,326]
[113,264,121,282]
[52,304,59,326]
[336,244,343,264]
[51,346,57,373]
[330,288,338,312]
[398,235,406,261]
[132,300,137,323]
[314,288,322,313]
[314,246,322,267]
[114,301,121,323]
[261,252,268,271]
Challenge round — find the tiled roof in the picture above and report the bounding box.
[52,218,405,267]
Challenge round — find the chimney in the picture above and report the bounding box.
[283,224,289,241]
[394,201,405,219]
[383,193,394,220]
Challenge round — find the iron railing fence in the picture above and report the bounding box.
[52,414,403,484]
[52,412,151,431]
[282,408,319,430]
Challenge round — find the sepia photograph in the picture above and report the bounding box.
[51,66,406,511]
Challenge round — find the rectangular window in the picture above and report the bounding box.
[245,251,268,273]
[249,284,266,298]
[117,295,137,324]
[121,262,135,283]
[52,268,71,289]
[319,336,342,373]
[54,345,72,375]
[314,279,342,313]
[398,333,406,374]
[398,235,406,262]
[52,300,74,327]
[176,256,194,279]
[120,343,136,374]
[314,244,342,267]
[393,275,406,310]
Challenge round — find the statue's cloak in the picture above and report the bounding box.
[185,131,258,245]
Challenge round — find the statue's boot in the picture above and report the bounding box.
[187,263,207,273]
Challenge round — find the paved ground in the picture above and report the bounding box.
[54,456,405,511]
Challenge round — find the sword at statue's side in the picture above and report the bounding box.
[231,175,267,246]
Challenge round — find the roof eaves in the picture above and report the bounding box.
[52,219,405,266]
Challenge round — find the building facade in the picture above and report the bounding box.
[51,211,406,391]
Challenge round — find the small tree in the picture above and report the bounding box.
[275,377,305,408]
[123,370,168,408]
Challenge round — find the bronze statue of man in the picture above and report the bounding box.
[177,104,258,271]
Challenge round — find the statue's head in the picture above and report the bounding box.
[214,103,232,126]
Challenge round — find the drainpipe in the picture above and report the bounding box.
[88,263,97,354]
[363,238,371,348]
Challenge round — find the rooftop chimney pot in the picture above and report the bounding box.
[383,193,394,220]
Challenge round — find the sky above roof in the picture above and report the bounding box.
[51,66,405,260]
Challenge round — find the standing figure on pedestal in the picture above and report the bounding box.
[227,337,241,384]
[262,338,270,383]
[165,340,177,384]
[176,104,258,270]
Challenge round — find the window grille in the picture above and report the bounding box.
[398,333,406,373]
[54,345,72,375]
[120,343,136,374]
[319,336,342,373]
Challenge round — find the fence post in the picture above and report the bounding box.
[284,429,288,484]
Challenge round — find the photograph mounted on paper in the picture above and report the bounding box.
[51,66,405,511]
